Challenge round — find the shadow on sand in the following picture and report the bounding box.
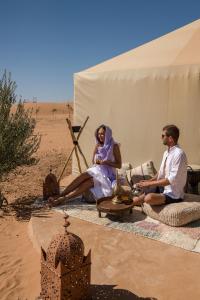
[90,284,157,300]
[3,195,51,221]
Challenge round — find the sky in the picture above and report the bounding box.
[0,0,200,102]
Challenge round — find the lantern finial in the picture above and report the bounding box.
[63,210,70,234]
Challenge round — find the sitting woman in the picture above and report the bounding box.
[48,124,122,206]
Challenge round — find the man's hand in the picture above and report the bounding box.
[139,179,149,183]
[137,177,170,188]
[137,181,152,188]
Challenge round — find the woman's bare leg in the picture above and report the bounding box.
[51,177,94,206]
[66,177,94,200]
[60,172,92,196]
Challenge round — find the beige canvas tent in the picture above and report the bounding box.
[73,19,200,173]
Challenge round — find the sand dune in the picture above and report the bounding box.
[0,216,40,300]
[11,101,73,116]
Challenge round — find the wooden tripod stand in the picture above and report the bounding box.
[58,116,89,182]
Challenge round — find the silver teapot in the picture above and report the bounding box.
[132,184,144,197]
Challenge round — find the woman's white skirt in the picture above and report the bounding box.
[87,165,116,200]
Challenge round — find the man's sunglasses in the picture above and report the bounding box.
[162,134,169,138]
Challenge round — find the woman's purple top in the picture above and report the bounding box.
[94,126,116,183]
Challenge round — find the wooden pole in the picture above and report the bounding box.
[58,116,89,182]
[66,118,89,169]
[74,144,82,173]
[67,119,82,173]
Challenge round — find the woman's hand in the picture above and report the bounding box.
[100,160,110,165]
[95,159,109,165]
[95,159,102,165]
[97,159,121,168]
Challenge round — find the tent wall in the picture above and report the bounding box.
[73,65,200,174]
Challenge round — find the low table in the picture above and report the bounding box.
[96,197,134,218]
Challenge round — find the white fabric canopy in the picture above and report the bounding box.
[73,19,200,173]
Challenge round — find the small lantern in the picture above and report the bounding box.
[40,213,91,299]
[43,168,60,200]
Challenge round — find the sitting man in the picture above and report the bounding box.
[133,124,187,206]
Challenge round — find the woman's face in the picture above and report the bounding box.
[98,127,105,144]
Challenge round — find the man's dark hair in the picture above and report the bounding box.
[163,124,180,143]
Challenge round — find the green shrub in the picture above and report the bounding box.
[0,70,41,176]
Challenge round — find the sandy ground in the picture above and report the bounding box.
[0,102,73,300]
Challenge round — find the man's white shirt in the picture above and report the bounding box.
[158,145,187,199]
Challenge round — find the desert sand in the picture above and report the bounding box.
[0,102,73,300]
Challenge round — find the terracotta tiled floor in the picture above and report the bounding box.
[29,210,200,300]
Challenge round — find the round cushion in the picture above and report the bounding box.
[142,194,200,226]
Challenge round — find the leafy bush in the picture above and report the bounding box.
[0,70,41,176]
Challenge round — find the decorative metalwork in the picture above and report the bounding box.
[40,212,91,299]
[112,170,132,204]
[43,168,60,200]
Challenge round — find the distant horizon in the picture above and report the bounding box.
[16,99,74,104]
[22,99,73,103]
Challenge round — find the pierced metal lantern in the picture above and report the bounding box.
[43,168,60,200]
[40,214,91,300]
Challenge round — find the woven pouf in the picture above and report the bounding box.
[142,193,200,226]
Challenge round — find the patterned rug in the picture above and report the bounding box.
[53,198,200,253]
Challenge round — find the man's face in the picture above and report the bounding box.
[161,130,170,146]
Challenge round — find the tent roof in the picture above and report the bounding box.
[78,19,200,74]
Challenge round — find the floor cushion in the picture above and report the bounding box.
[142,193,200,226]
[126,160,157,186]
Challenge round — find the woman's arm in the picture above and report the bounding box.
[92,144,99,164]
[100,144,122,169]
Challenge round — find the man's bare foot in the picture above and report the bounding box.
[132,193,145,206]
